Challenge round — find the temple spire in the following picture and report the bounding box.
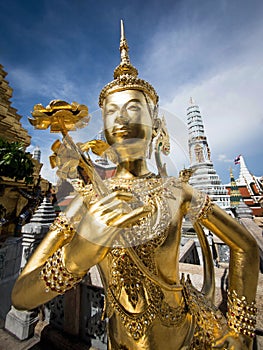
[187,99,230,209]
[229,167,241,207]
[238,155,254,185]
[189,96,195,105]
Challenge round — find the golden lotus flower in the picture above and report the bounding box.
[29,100,89,133]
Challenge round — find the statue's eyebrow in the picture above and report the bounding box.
[127,98,142,103]
[105,103,118,109]
[125,99,143,105]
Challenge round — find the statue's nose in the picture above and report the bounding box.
[114,114,129,125]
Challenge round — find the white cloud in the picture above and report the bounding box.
[136,13,263,182]
[10,67,81,101]
[163,61,263,156]
[217,154,233,163]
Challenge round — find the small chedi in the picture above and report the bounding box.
[12,21,259,350]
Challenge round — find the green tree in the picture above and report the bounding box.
[0,138,34,184]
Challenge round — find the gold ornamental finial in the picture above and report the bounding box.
[113,20,138,79]
[99,20,158,107]
[119,19,130,65]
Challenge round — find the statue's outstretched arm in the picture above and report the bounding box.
[183,183,259,302]
[12,191,151,311]
[196,201,258,349]
[183,183,259,348]
[199,202,259,302]
[11,194,91,310]
[201,205,258,349]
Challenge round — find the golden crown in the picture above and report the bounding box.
[99,20,159,107]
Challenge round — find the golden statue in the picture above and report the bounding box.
[12,21,259,349]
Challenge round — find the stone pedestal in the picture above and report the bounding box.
[4,306,39,340]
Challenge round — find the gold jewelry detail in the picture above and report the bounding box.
[197,195,214,220]
[227,289,257,338]
[107,176,173,246]
[107,255,186,342]
[49,212,76,240]
[40,248,83,294]
[106,180,187,341]
[153,116,170,176]
[188,193,214,223]
[99,20,158,107]
[107,284,186,341]
[71,179,94,197]
[182,274,228,348]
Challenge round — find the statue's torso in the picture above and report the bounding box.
[97,176,194,349]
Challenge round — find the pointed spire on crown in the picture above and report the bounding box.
[114,20,138,79]
[99,20,158,107]
[120,19,130,65]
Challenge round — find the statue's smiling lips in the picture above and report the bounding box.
[112,126,130,136]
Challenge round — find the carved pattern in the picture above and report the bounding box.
[80,284,107,344]
[47,294,65,331]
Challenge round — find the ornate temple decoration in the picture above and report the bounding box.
[153,116,170,176]
[105,176,174,246]
[187,98,230,210]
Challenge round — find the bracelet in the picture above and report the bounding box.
[188,193,214,222]
[40,248,83,294]
[227,289,257,338]
[49,213,75,240]
[197,195,214,220]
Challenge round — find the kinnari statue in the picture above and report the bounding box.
[12,21,259,350]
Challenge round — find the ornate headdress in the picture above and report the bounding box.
[99,20,159,107]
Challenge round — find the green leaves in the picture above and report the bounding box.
[0,138,34,184]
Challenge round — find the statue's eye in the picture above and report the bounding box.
[105,108,117,115]
[127,104,140,111]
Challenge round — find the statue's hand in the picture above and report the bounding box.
[89,191,152,228]
[212,330,252,350]
[76,190,153,246]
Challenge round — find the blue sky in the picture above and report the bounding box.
[1,0,262,184]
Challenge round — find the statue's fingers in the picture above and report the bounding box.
[111,205,152,228]
[89,192,133,214]
[103,209,124,226]
[89,198,119,215]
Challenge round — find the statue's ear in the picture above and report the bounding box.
[152,118,161,138]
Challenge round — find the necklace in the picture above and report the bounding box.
[105,176,174,247]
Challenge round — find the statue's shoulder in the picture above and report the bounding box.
[164,175,191,191]
[161,176,193,204]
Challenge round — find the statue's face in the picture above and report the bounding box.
[103,90,153,149]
